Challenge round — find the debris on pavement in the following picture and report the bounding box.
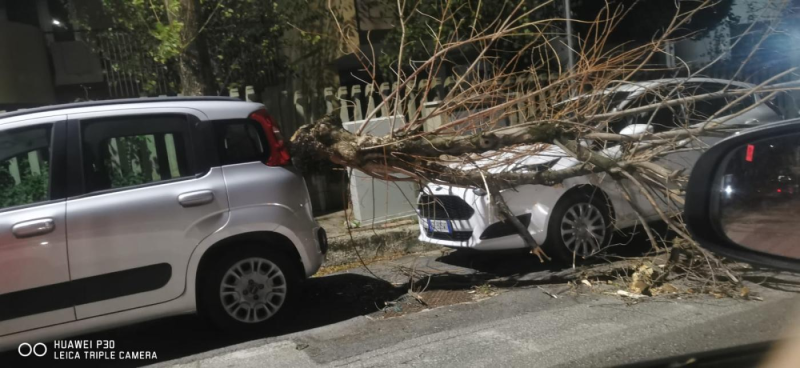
[630,263,656,295]
[538,286,559,299]
[377,289,478,319]
[617,290,648,299]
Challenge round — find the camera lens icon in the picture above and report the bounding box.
[18,342,47,357]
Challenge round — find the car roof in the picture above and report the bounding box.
[557,78,758,105]
[618,77,755,91]
[0,97,264,124]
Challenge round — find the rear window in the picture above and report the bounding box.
[214,119,270,165]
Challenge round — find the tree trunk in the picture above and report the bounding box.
[167,0,216,96]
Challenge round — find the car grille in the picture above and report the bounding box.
[428,231,473,241]
[417,195,475,220]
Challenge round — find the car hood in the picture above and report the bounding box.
[447,144,581,174]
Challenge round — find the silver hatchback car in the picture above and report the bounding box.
[0,97,326,351]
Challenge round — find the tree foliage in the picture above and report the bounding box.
[84,0,292,94]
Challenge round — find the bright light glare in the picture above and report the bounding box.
[52,19,61,26]
[724,185,733,195]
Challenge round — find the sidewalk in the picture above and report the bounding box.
[314,210,440,271]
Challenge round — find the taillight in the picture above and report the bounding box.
[249,109,291,166]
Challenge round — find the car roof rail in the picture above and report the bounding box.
[0,96,243,120]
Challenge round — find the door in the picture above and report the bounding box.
[606,87,688,221]
[65,109,229,319]
[0,118,72,336]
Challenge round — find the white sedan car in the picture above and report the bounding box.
[417,78,783,261]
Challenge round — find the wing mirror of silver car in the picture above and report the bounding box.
[685,118,800,271]
[473,188,488,196]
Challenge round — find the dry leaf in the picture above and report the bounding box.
[630,280,648,294]
[740,287,750,299]
[661,283,678,293]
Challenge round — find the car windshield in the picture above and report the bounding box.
[3,1,800,367]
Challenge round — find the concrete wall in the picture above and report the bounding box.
[0,22,55,107]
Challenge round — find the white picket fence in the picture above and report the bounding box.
[253,74,559,137]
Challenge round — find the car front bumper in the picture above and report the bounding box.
[416,184,563,251]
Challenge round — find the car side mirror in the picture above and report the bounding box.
[619,123,654,136]
[685,118,800,271]
[599,124,654,159]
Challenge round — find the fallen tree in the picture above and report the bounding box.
[291,0,796,286]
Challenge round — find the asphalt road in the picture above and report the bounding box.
[154,274,800,368]
[4,240,800,368]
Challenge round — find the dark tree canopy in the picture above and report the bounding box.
[377,0,734,73]
[572,0,735,43]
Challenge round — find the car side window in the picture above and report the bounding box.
[214,119,270,165]
[625,90,684,133]
[0,125,52,210]
[685,82,755,123]
[80,115,193,193]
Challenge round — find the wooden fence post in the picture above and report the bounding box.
[245,86,255,102]
[337,86,351,122]
[324,87,336,115]
[351,85,363,121]
[405,80,419,122]
[365,83,377,119]
[379,82,391,116]
[229,87,240,100]
[294,90,308,127]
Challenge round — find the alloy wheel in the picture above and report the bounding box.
[219,257,287,323]
[560,202,607,257]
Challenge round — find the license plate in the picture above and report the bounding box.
[426,219,452,234]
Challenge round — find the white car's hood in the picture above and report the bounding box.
[447,144,581,174]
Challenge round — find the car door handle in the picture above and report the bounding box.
[12,218,55,239]
[178,190,215,207]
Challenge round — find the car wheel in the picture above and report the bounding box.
[198,245,299,332]
[544,191,612,263]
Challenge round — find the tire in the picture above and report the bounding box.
[198,245,300,332]
[543,190,613,264]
